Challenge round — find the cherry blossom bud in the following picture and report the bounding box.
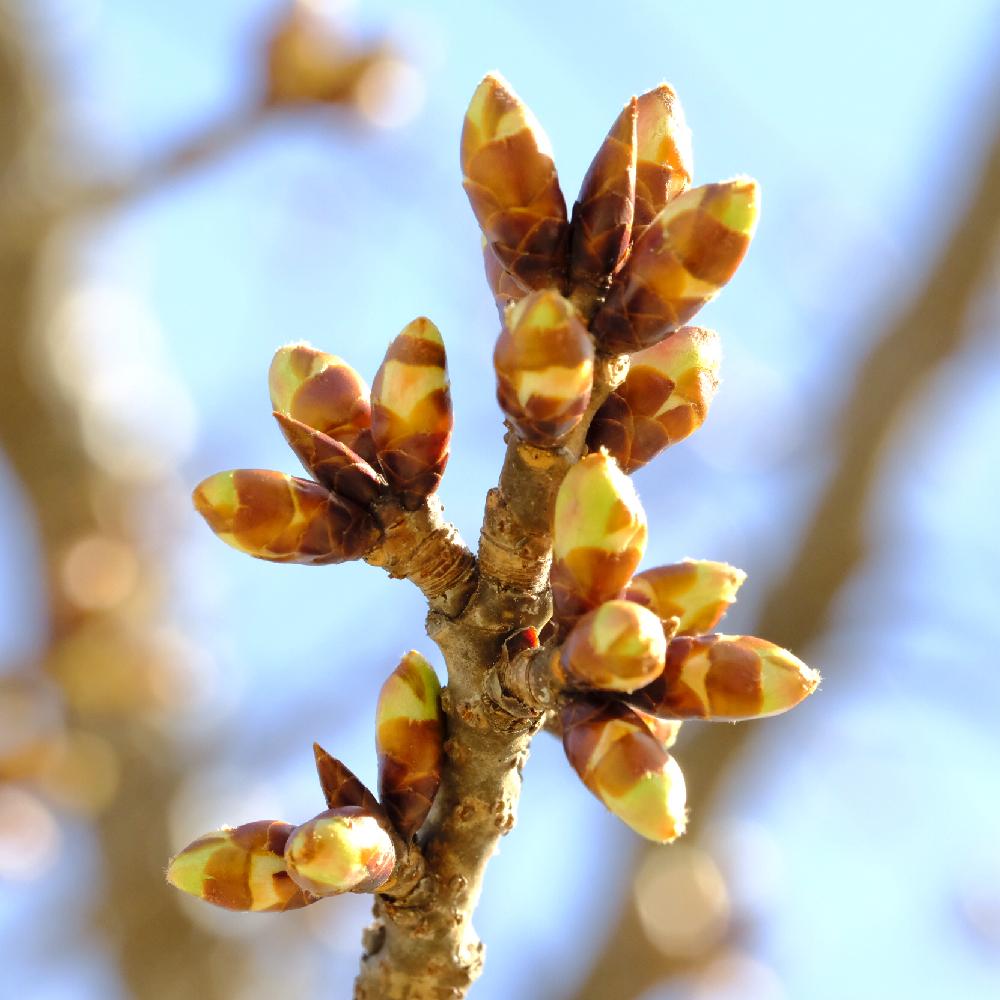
[626,559,746,635]
[370,318,453,510]
[494,290,594,446]
[313,743,381,814]
[592,178,759,353]
[284,806,395,897]
[587,326,720,472]
[461,73,569,290]
[562,698,686,843]
[551,451,647,627]
[192,469,379,564]
[375,650,444,838]
[557,600,667,692]
[628,634,820,721]
[167,820,314,912]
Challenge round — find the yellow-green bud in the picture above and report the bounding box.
[626,559,746,635]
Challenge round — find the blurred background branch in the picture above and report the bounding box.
[571,98,1000,1000]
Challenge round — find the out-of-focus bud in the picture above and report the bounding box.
[284,806,395,897]
[551,451,648,627]
[192,469,379,564]
[628,634,820,721]
[166,820,314,912]
[569,98,637,294]
[561,698,686,843]
[556,600,667,693]
[483,239,528,319]
[375,650,444,838]
[370,318,453,510]
[269,344,376,464]
[264,6,390,108]
[632,83,694,238]
[494,290,594,446]
[592,178,759,354]
[461,73,569,291]
[587,327,721,472]
[625,559,746,635]
[273,412,384,507]
[313,743,381,814]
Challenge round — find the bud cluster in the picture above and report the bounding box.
[193,319,454,564]
[167,651,444,911]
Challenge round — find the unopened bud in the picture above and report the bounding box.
[562,698,686,843]
[587,326,720,472]
[370,318,452,510]
[269,344,376,464]
[626,559,745,635]
[551,451,648,627]
[557,600,666,692]
[166,820,314,912]
[628,634,820,721]
[461,73,569,290]
[284,806,395,897]
[569,98,637,295]
[633,83,693,238]
[375,650,444,838]
[592,178,759,353]
[192,469,379,564]
[494,290,594,446]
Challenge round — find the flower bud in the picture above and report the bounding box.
[313,743,381,813]
[167,820,314,912]
[557,600,667,692]
[592,178,759,353]
[284,806,395,897]
[625,559,746,635]
[273,412,385,507]
[269,344,376,464]
[370,318,453,510]
[587,326,721,472]
[561,698,686,843]
[192,469,379,564]
[375,650,444,838]
[482,238,528,319]
[632,83,693,238]
[461,73,569,291]
[551,451,648,627]
[628,634,820,721]
[494,290,594,446]
[569,98,637,293]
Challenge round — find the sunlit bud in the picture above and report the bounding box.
[494,290,594,446]
[284,806,395,897]
[592,178,759,353]
[482,238,528,319]
[273,412,385,507]
[370,318,453,510]
[166,820,314,912]
[461,73,569,291]
[269,344,376,464]
[192,469,379,564]
[635,711,683,749]
[556,600,667,693]
[264,7,389,108]
[626,559,746,635]
[627,634,820,721]
[587,327,721,472]
[313,743,381,814]
[632,83,694,238]
[561,698,686,843]
[375,651,444,838]
[551,451,648,627]
[569,98,637,292]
